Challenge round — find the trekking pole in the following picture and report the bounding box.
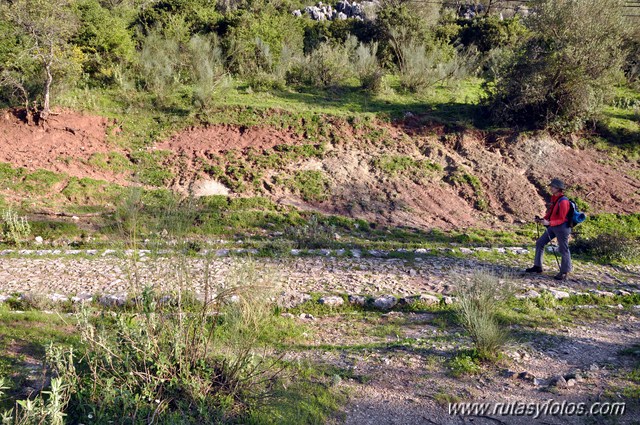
[551,242,561,271]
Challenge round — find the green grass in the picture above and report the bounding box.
[288,170,330,202]
[597,85,640,155]
[374,155,443,179]
[0,308,77,409]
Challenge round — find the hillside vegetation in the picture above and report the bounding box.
[1,2,640,424]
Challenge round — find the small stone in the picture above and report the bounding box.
[566,378,576,387]
[443,296,455,305]
[71,293,93,303]
[34,236,44,245]
[616,289,632,296]
[299,313,315,320]
[278,292,312,308]
[418,294,440,305]
[533,378,546,386]
[548,289,570,300]
[348,295,367,306]
[373,295,397,310]
[48,293,68,303]
[351,249,362,258]
[409,269,418,277]
[553,375,568,388]
[504,369,517,379]
[281,312,294,318]
[0,295,10,303]
[459,248,474,254]
[319,295,344,307]
[518,371,535,382]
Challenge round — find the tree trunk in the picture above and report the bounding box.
[40,62,52,122]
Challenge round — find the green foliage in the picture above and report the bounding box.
[571,232,640,263]
[448,352,481,377]
[129,150,174,186]
[455,270,512,360]
[374,155,442,179]
[393,35,472,94]
[489,0,629,131]
[284,214,336,249]
[1,373,70,425]
[288,170,330,202]
[457,16,527,52]
[287,39,356,88]
[1,209,31,246]
[448,171,488,211]
[48,262,304,423]
[225,12,304,78]
[72,0,136,86]
[132,0,222,39]
[1,0,80,118]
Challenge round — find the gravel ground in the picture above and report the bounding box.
[0,251,638,298]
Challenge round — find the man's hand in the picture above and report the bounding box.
[542,219,550,226]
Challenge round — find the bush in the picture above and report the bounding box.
[47,261,293,423]
[284,214,337,249]
[457,16,527,52]
[353,41,384,93]
[392,32,473,94]
[488,0,629,131]
[455,270,512,361]
[1,209,31,246]
[72,0,136,86]
[571,232,640,263]
[287,39,356,88]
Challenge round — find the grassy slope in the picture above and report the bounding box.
[0,78,637,256]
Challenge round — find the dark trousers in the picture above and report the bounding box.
[534,223,572,273]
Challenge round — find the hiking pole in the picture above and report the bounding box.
[551,242,561,271]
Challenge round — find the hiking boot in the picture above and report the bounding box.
[525,266,543,274]
[554,272,568,281]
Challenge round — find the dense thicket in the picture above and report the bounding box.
[0,0,637,130]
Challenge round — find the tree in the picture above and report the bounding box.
[1,0,78,121]
[488,0,629,131]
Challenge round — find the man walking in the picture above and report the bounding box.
[525,178,572,280]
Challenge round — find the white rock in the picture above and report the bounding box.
[373,295,397,310]
[34,236,43,245]
[548,289,570,300]
[319,295,344,307]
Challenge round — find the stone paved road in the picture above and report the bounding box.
[0,251,638,298]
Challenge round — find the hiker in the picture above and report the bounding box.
[525,178,572,280]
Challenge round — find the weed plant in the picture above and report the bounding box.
[454,270,513,361]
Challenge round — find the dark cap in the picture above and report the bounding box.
[549,178,565,190]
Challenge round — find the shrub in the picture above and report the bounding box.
[392,32,472,93]
[488,0,629,131]
[284,214,337,249]
[457,15,527,52]
[455,270,513,360]
[287,39,356,88]
[187,34,227,106]
[1,209,31,246]
[72,0,136,86]
[353,41,384,93]
[571,232,640,263]
[48,261,292,423]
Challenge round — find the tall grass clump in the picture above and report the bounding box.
[46,259,296,423]
[393,37,473,94]
[1,209,31,246]
[353,41,384,93]
[287,38,357,88]
[455,270,513,360]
